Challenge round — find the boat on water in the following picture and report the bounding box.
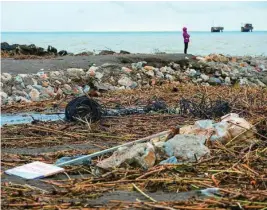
[241,23,253,32]
[211,27,224,32]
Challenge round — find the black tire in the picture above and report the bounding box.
[65,96,103,122]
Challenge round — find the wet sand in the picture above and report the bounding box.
[1,53,193,74]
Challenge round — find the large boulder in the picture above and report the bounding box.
[1,42,19,51]
[18,44,46,56]
[58,50,68,56]
[47,45,57,54]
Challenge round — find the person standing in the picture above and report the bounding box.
[183,27,190,54]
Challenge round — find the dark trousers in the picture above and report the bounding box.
[184,42,188,54]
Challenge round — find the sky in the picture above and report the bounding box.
[1,1,267,32]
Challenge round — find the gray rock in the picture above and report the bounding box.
[225,77,231,85]
[13,90,29,99]
[29,89,40,101]
[95,72,104,80]
[32,85,43,91]
[208,77,222,85]
[261,76,267,85]
[0,91,8,101]
[5,97,14,105]
[166,67,175,74]
[95,82,115,91]
[239,78,249,86]
[196,78,203,83]
[189,69,197,77]
[2,85,12,96]
[160,67,167,73]
[1,73,12,83]
[62,84,73,94]
[256,79,266,87]
[14,75,23,84]
[215,71,221,77]
[23,76,37,86]
[14,83,26,91]
[170,62,180,71]
[66,68,85,78]
[155,70,164,78]
[50,71,64,79]
[221,69,229,77]
[259,64,266,71]
[200,74,209,82]
[136,73,142,80]
[162,134,210,162]
[165,74,174,81]
[54,80,62,85]
[131,62,147,70]
[145,70,155,77]
[13,96,30,103]
[118,86,126,90]
[130,82,138,89]
[118,76,133,87]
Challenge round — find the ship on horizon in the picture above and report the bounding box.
[211,26,224,32]
[241,23,253,32]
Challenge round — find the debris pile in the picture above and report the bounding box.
[1,84,267,209]
[1,54,267,105]
[96,113,256,170]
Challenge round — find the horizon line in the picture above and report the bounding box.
[2,30,267,33]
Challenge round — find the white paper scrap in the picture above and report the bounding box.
[5,161,65,179]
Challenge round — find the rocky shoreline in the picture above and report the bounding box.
[1,53,267,105]
[1,42,133,58]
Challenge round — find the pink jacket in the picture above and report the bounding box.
[183,27,190,43]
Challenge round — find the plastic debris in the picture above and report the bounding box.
[5,161,64,180]
[198,188,220,197]
[159,156,178,165]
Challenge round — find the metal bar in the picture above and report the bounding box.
[56,129,172,167]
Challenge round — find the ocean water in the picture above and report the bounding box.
[1,31,267,56]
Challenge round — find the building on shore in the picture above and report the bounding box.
[241,23,253,32]
[211,27,224,32]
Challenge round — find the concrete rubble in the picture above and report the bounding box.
[95,113,256,170]
[180,113,256,144]
[96,142,156,170]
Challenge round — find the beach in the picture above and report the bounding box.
[1,42,267,209]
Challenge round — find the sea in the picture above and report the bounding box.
[1,31,267,56]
